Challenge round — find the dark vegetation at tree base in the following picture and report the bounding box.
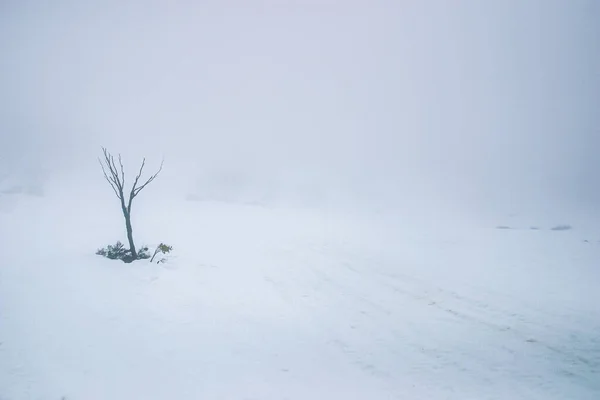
[96,241,150,263]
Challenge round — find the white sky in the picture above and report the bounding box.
[1,0,598,215]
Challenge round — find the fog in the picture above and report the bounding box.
[1,0,599,218]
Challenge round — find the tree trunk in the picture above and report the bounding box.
[122,208,137,260]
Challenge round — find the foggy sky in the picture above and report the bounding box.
[1,1,599,215]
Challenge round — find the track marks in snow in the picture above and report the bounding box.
[263,242,600,399]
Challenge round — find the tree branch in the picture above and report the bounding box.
[130,158,146,199]
[98,158,121,199]
[108,153,122,192]
[99,147,126,200]
[118,154,125,190]
[100,146,163,214]
[132,159,163,199]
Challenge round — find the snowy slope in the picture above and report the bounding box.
[1,189,599,400]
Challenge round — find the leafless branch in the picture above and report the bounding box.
[108,153,121,191]
[118,154,125,188]
[129,158,146,201]
[131,158,164,199]
[99,147,124,200]
[100,147,163,213]
[99,159,120,199]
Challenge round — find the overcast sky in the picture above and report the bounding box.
[1,0,598,215]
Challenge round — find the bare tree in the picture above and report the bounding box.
[99,147,163,261]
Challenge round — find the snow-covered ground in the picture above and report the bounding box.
[1,187,599,400]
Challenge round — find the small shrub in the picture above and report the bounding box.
[137,246,151,259]
[151,243,173,263]
[96,241,129,260]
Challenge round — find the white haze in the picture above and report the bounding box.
[1,0,599,218]
[2,2,600,399]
